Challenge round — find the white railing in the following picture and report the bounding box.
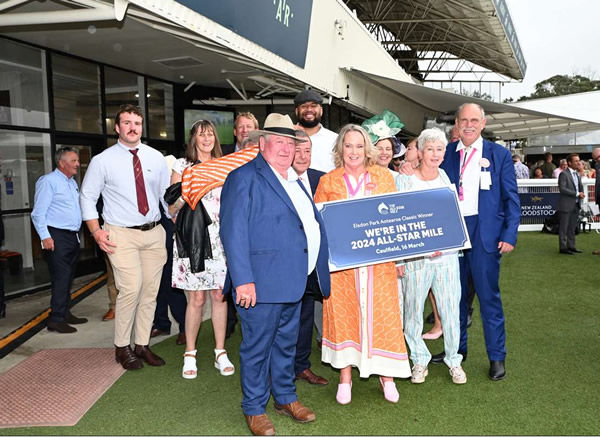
[517,178,599,231]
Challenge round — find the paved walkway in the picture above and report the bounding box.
[0,275,185,373]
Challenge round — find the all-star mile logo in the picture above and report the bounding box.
[378,202,389,215]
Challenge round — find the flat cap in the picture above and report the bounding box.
[294,89,323,106]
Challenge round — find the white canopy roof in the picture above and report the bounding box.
[346,68,600,140]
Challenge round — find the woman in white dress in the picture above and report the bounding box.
[170,119,234,379]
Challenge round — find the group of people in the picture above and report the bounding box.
[31,95,520,436]
[516,151,597,180]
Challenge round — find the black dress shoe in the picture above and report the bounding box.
[425,311,435,324]
[430,350,467,364]
[47,320,77,333]
[176,332,186,345]
[489,360,506,381]
[430,351,445,364]
[66,314,88,325]
[559,249,574,255]
[115,345,143,370]
[134,344,166,366]
[568,248,583,253]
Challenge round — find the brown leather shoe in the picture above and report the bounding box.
[176,332,186,345]
[115,345,143,370]
[295,368,328,385]
[245,413,275,436]
[150,328,169,337]
[274,400,316,423]
[102,308,115,321]
[134,344,166,366]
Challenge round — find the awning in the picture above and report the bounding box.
[346,68,600,140]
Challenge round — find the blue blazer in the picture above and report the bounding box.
[219,153,331,303]
[441,139,520,253]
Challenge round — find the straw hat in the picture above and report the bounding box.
[255,113,308,142]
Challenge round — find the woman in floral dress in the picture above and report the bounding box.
[170,119,234,379]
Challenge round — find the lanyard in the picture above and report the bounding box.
[458,147,477,201]
[343,172,368,197]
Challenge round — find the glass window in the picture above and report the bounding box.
[104,67,145,137]
[0,129,51,272]
[147,79,174,140]
[52,53,102,133]
[0,129,51,211]
[0,38,49,129]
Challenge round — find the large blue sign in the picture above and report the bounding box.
[175,0,313,68]
[317,187,471,272]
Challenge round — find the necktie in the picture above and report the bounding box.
[130,149,149,216]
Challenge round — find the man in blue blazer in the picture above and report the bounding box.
[220,114,330,436]
[432,103,520,381]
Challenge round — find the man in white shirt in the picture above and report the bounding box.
[80,104,170,370]
[294,89,337,173]
[290,131,328,386]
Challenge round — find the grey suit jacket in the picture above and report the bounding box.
[558,169,583,212]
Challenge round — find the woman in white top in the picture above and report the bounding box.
[170,119,234,380]
[395,128,466,385]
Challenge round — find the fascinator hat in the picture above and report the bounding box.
[362,109,406,156]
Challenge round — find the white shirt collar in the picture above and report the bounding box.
[455,136,483,152]
[268,163,299,183]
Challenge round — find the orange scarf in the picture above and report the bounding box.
[181,146,259,210]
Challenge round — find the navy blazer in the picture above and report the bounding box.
[219,153,331,303]
[306,168,325,196]
[441,139,520,253]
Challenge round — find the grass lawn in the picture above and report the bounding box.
[3,231,600,435]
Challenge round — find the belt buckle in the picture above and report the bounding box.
[141,222,152,231]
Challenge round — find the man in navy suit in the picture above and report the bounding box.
[220,114,330,436]
[431,103,520,381]
[291,130,328,386]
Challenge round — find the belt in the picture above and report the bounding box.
[127,221,160,231]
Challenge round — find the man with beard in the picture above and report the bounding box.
[294,89,337,173]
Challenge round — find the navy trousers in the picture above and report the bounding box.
[152,213,186,333]
[45,226,80,323]
[294,271,320,375]
[459,216,506,361]
[237,299,301,416]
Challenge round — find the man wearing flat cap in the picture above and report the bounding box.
[294,89,337,173]
[220,113,331,436]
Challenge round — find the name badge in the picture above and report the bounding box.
[480,171,491,190]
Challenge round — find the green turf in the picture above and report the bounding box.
[3,232,600,435]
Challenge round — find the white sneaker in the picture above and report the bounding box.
[450,366,467,384]
[411,364,428,384]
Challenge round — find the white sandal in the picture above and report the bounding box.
[214,349,235,376]
[182,349,197,379]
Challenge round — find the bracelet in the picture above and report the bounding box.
[175,196,185,207]
[91,228,101,236]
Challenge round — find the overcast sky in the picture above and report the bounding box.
[501,0,600,101]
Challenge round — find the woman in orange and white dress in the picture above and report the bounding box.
[314,124,410,405]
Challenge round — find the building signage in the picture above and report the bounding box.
[317,187,471,272]
[175,0,312,68]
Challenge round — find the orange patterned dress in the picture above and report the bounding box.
[314,165,411,378]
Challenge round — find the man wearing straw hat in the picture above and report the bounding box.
[220,113,330,436]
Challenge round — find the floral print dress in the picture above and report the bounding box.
[171,158,227,291]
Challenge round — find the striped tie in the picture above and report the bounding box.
[130,149,149,215]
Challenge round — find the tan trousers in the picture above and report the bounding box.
[104,253,118,308]
[105,223,166,347]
